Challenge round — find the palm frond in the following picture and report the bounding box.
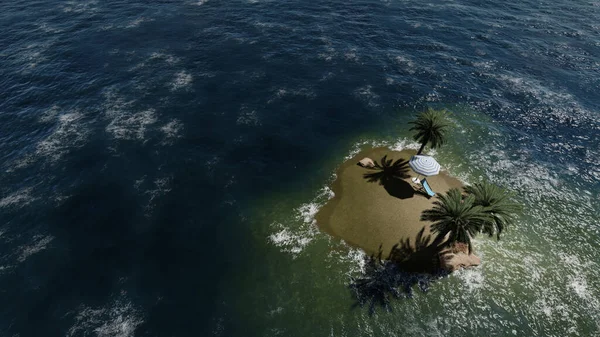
[422,188,491,253]
[408,108,452,153]
[464,181,522,240]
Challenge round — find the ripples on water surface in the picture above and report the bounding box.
[1,0,599,336]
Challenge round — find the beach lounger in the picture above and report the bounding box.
[421,178,436,197]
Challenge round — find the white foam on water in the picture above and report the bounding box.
[343,138,426,161]
[143,177,172,214]
[61,0,99,13]
[268,225,315,256]
[106,109,157,141]
[0,187,35,209]
[37,111,89,162]
[317,38,336,61]
[268,186,334,258]
[160,119,183,144]
[129,52,179,71]
[170,71,193,91]
[67,294,143,337]
[454,267,484,293]
[15,42,51,70]
[344,51,359,62]
[126,17,154,29]
[36,22,64,34]
[353,85,380,108]
[267,306,284,316]
[236,106,261,126]
[327,242,368,277]
[133,176,146,190]
[267,87,316,104]
[40,105,61,123]
[394,55,417,74]
[493,73,600,132]
[17,235,54,262]
[149,52,179,65]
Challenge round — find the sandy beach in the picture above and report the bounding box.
[316,147,464,259]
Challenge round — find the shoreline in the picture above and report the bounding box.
[315,147,465,263]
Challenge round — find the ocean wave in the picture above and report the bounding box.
[326,243,368,277]
[353,85,380,108]
[37,111,89,161]
[236,106,261,126]
[393,55,417,74]
[126,17,154,29]
[10,108,90,170]
[0,187,35,209]
[268,186,334,258]
[160,119,184,144]
[128,51,180,72]
[267,87,316,104]
[61,0,99,14]
[67,294,143,337]
[17,235,54,263]
[170,71,193,91]
[143,176,173,214]
[106,109,157,141]
[344,138,426,161]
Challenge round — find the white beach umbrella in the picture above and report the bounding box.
[409,155,440,183]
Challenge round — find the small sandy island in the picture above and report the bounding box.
[316,147,479,272]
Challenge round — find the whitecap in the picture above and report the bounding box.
[394,55,417,74]
[142,177,172,214]
[170,71,193,91]
[353,85,380,108]
[160,119,184,144]
[106,109,157,141]
[149,52,179,65]
[0,187,35,208]
[268,186,334,258]
[343,138,426,161]
[61,0,99,13]
[454,267,484,293]
[236,107,261,126]
[267,87,316,103]
[67,295,143,337]
[17,235,54,262]
[37,111,89,162]
[344,51,359,62]
[125,17,153,29]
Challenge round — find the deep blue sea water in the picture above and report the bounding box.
[1,0,599,336]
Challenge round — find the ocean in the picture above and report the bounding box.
[1,0,599,336]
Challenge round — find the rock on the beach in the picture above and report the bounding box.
[358,157,375,168]
[439,243,481,272]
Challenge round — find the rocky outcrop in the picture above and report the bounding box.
[357,157,375,168]
[438,242,481,272]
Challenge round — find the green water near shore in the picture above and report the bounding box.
[214,106,600,336]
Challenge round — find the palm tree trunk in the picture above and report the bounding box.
[416,138,428,155]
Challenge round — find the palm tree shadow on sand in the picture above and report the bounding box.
[349,227,448,315]
[362,155,416,199]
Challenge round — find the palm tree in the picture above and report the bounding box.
[409,108,451,155]
[464,182,522,240]
[363,155,410,184]
[421,188,491,254]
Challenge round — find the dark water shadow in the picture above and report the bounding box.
[362,155,415,199]
[349,228,448,315]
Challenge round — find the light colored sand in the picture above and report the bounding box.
[315,147,464,258]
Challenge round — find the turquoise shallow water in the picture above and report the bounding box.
[1,0,599,336]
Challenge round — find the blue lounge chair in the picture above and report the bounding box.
[421,178,436,197]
